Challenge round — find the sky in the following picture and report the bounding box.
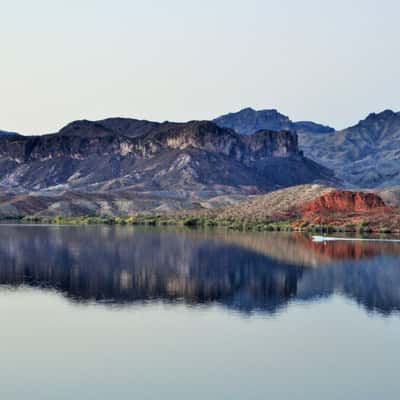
[1,0,399,134]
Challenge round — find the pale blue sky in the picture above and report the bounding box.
[1,0,399,134]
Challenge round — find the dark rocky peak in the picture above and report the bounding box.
[235,107,289,122]
[58,120,116,138]
[97,117,159,138]
[0,129,21,137]
[214,107,292,135]
[56,117,160,139]
[364,109,397,122]
[214,107,334,135]
[144,120,235,141]
[293,121,334,134]
[354,109,400,131]
[239,107,255,113]
[345,109,400,140]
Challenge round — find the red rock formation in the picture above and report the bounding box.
[293,190,400,229]
[301,190,387,214]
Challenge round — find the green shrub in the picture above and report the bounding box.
[182,217,200,227]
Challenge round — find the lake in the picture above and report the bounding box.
[1,224,400,399]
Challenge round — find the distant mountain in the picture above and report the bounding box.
[58,118,159,138]
[214,107,334,135]
[0,129,20,137]
[215,107,400,188]
[0,118,336,193]
[299,110,400,188]
[293,121,335,134]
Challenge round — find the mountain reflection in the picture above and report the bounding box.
[0,225,399,315]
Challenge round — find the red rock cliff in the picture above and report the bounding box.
[301,190,386,214]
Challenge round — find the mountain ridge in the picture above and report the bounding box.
[298,109,400,188]
[0,129,21,137]
[0,118,336,193]
[4,106,399,193]
[214,107,400,188]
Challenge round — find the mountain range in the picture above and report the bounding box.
[1,106,399,219]
[299,110,400,187]
[215,107,400,188]
[0,119,334,195]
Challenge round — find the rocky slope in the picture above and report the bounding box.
[0,190,249,218]
[0,118,336,194]
[218,184,334,221]
[214,107,334,136]
[215,108,400,188]
[373,187,400,206]
[299,110,400,188]
[218,185,400,232]
[0,129,20,137]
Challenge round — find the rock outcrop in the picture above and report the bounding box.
[301,190,387,214]
[297,190,399,229]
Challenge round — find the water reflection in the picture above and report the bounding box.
[0,225,399,315]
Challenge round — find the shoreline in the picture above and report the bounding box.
[4,214,398,235]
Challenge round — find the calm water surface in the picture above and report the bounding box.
[1,225,400,399]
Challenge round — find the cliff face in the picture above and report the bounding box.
[296,190,399,229]
[301,190,387,213]
[0,121,293,163]
[0,118,336,193]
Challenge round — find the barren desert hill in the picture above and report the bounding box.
[218,184,334,221]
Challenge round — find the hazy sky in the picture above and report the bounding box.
[1,0,399,134]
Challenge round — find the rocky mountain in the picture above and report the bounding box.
[215,107,400,188]
[0,129,20,137]
[0,118,336,194]
[214,107,334,136]
[299,110,400,188]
